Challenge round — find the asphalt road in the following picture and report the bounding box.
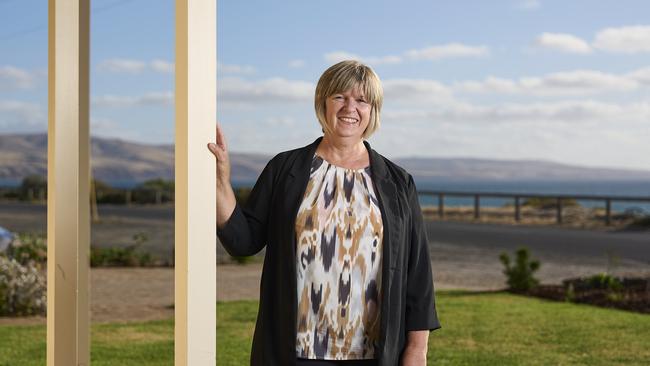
[1,202,648,264]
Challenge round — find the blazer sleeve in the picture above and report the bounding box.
[217,156,277,257]
[405,175,441,332]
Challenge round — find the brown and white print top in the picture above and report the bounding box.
[295,153,384,360]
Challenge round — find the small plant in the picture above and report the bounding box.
[90,232,153,267]
[499,247,541,292]
[586,273,622,291]
[564,283,575,302]
[0,256,47,316]
[231,255,253,265]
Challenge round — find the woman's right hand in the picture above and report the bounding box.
[208,123,236,229]
[208,123,231,185]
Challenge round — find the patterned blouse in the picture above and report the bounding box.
[294,153,384,360]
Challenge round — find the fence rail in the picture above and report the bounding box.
[419,190,650,226]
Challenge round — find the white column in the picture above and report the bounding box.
[175,0,217,364]
[47,0,90,365]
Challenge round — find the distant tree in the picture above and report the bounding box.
[19,175,47,201]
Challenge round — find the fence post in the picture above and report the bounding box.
[474,194,480,219]
[605,198,611,226]
[438,193,445,219]
[514,196,521,222]
[556,197,563,224]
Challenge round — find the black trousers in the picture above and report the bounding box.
[296,359,378,366]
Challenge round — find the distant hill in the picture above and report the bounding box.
[1,133,650,185]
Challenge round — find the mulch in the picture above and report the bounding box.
[524,277,650,314]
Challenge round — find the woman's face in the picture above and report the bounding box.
[324,86,371,141]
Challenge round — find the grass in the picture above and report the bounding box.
[0,290,649,365]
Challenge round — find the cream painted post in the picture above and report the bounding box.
[175,0,217,364]
[47,0,90,365]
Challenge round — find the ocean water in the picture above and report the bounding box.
[415,180,650,214]
[3,178,649,213]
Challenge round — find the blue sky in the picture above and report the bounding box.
[1,0,650,170]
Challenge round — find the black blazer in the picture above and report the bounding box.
[218,136,440,366]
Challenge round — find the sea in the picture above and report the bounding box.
[2,178,649,214]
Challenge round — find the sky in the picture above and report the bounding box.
[1,0,650,170]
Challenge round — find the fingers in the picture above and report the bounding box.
[216,122,227,150]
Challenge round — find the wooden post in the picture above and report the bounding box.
[47,0,90,364]
[556,197,563,224]
[125,189,132,206]
[474,194,480,219]
[514,196,521,222]
[175,0,217,364]
[438,193,444,219]
[605,198,611,226]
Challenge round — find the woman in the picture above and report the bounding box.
[209,60,440,366]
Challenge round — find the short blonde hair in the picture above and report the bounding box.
[314,60,383,139]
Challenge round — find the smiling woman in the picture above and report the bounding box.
[209,60,440,366]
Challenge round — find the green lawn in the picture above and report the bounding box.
[0,290,648,365]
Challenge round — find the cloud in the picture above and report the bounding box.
[627,67,650,85]
[405,43,489,61]
[383,79,453,103]
[324,43,488,66]
[383,99,650,126]
[0,100,45,127]
[454,69,639,96]
[217,62,256,74]
[593,25,650,53]
[97,58,175,74]
[534,32,592,54]
[324,51,403,65]
[0,66,35,90]
[218,77,314,104]
[516,0,541,10]
[92,91,174,107]
[98,58,147,74]
[150,59,174,73]
[288,59,305,68]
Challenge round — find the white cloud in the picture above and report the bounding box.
[383,79,453,103]
[98,58,147,74]
[324,43,488,66]
[324,51,402,65]
[150,59,174,73]
[384,100,650,126]
[92,91,174,107]
[534,32,592,54]
[217,62,256,74]
[593,25,650,53]
[516,0,541,10]
[627,67,650,85]
[0,66,35,90]
[405,43,489,61]
[218,77,313,104]
[288,59,305,68]
[454,69,639,96]
[0,100,45,127]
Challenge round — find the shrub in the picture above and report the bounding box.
[586,273,622,291]
[523,197,579,210]
[0,256,47,316]
[6,233,47,268]
[90,232,153,267]
[499,247,541,292]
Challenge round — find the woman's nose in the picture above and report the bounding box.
[343,98,357,110]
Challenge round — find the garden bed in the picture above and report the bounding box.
[526,276,650,314]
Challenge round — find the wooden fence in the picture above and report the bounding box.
[419,190,650,226]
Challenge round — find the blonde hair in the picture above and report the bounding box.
[314,60,383,139]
